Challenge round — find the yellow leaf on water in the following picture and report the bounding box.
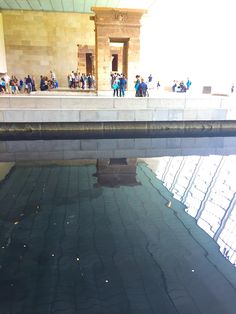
[166,201,172,208]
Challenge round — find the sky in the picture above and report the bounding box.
[140,0,236,92]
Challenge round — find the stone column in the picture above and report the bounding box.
[0,12,7,73]
[91,7,146,91]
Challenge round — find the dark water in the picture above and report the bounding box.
[0,139,236,314]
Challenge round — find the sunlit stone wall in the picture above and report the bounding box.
[2,10,95,86]
[0,13,7,74]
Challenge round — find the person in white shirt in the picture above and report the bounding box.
[50,71,56,88]
[3,73,10,93]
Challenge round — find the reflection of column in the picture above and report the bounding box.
[161,157,173,182]
[213,193,236,241]
[169,157,185,192]
[195,157,225,220]
[181,157,203,203]
[0,13,7,73]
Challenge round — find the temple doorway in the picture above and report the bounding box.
[86,53,93,75]
[110,39,129,78]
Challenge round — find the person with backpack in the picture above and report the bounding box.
[119,74,126,97]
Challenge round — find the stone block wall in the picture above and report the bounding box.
[2,10,95,87]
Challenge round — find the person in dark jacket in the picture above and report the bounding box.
[25,75,32,94]
[87,74,93,89]
[119,75,126,97]
[138,78,148,97]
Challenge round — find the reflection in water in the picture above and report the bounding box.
[94,158,140,187]
[1,137,236,162]
[0,158,236,314]
[149,155,236,266]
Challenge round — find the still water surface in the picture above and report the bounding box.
[0,139,236,314]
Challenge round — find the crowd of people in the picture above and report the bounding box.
[111,73,191,97]
[67,71,95,89]
[1,70,193,96]
[111,73,127,97]
[40,71,58,91]
[172,78,192,92]
[0,72,59,94]
[111,73,152,97]
[0,70,96,95]
[0,74,37,94]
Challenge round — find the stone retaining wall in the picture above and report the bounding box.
[0,95,235,123]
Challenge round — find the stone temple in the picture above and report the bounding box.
[0,0,155,91]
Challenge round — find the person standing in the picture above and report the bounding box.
[112,77,119,97]
[25,75,32,94]
[0,77,6,94]
[50,70,56,86]
[172,80,177,92]
[87,74,93,89]
[80,74,85,89]
[148,74,152,83]
[119,74,126,97]
[4,73,10,94]
[71,71,75,88]
[186,78,192,90]
[231,83,234,93]
[138,78,148,97]
[134,75,141,97]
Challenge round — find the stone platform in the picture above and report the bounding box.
[0,93,235,122]
[0,93,236,139]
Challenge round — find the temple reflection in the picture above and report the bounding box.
[94,158,140,187]
[145,155,236,266]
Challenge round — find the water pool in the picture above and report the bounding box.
[0,138,236,314]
